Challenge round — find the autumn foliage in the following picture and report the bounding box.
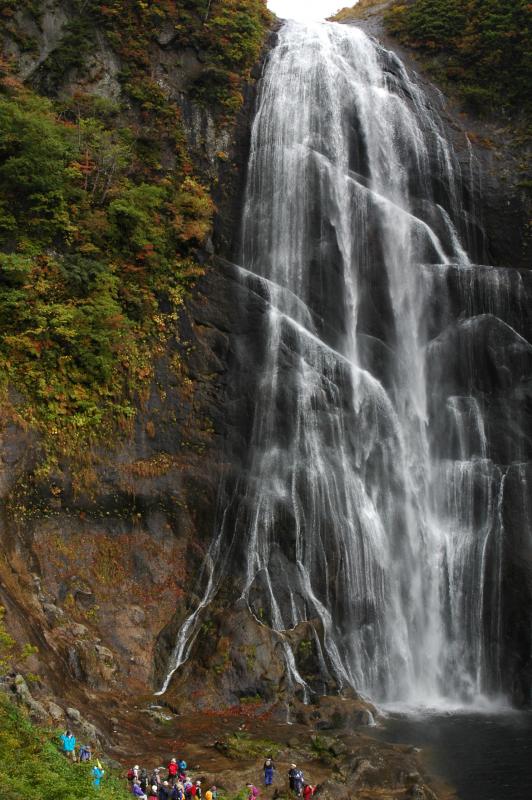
[0,0,272,458]
[385,0,531,117]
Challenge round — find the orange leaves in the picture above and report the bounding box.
[136,242,156,261]
[169,176,215,245]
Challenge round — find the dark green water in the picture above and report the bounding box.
[369,711,532,800]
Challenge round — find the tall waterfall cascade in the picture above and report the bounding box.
[160,21,532,707]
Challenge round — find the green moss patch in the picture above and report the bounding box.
[224,731,281,760]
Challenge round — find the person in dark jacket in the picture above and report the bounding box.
[172,784,184,800]
[79,744,92,762]
[140,769,149,793]
[159,781,171,800]
[264,756,275,786]
[288,765,297,792]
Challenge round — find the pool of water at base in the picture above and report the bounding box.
[367,709,532,800]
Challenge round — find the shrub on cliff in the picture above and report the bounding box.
[0,67,212,458]
[385,0,531,118]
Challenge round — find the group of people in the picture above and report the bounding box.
[59,729,105,787]
[261,758,315,798]
[127,756,317,800]
[59,728,316,799]
[288,763,314,799]
[248,758,315,800]
[127,759,218,800]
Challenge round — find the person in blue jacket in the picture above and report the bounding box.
[60,729,76,761]
[92,764,105,788]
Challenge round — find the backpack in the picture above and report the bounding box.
[127,768,135,780]
[79,746,91,762]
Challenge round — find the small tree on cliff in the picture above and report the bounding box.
[0,605,37,676]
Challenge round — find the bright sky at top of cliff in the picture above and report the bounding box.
[267,0,346,21]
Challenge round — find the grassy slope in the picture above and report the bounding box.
[0,693,130,800]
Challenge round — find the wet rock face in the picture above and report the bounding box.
[162,604,289,711]
[0,262,239,697]
[424,265,532,704]
[500,462,532,705]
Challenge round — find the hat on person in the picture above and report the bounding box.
[164,782,169,786]
[291,764,297,768]
[152,787,158,794]
[196,781,201,785]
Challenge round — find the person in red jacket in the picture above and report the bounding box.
[168,759,178,785]
[302,784,315,800]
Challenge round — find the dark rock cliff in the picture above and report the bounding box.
[0,0,281,724]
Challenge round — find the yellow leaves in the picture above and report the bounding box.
[170,176,215,244]
[78,241,100,255]
[0,606,36,677]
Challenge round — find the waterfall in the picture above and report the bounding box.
[160,21,532,707]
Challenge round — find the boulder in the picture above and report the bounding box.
[47,701,65,722]
[66,706,81,722]
[14,675,49,723]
